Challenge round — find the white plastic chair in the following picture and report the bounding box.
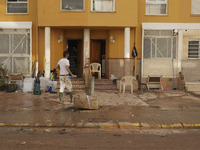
[120,76,136,94]
[90,63,101,79]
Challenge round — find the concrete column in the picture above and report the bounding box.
[124,27,130,59]
[83,29,90,68]
[177,29,183,72]
[124,27,131,76]
[45,27,51,78]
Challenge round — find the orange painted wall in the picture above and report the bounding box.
[136,0,200,59]
[37,0,138,27]
[0,0,38,64]
[38,27,45,73]
[108,29,135,58]
[91,30,108,39]
[1,0,200,73]
[50,28,64,70]
[64,29,83,39]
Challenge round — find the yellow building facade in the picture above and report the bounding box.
[0,0,200,90]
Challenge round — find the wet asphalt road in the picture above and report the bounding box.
[0,128,200,150]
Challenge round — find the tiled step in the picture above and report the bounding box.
[93,79,117,91]
[185,82,200,91]
[95,86,118,91]
[57,78,85,92]
[95,79,114,84]
[71,80,84,85]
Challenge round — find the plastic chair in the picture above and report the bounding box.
[120,76,136,94]
[90,63,101,79]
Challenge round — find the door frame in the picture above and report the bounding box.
[65,38,84,78]
[90,38,108,78]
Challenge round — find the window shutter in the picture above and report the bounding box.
[192,0,200,14]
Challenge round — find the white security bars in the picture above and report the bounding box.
[191,0,200,15]
[92,0,115,12]
[61,0,84,11]
[144,30,176,59]
[188,39,200,59]
[0,29,31,75]
[143,30,178,77]
[7,0,28,14]
[146,0,167,15]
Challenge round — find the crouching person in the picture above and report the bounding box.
[56,51,75,103]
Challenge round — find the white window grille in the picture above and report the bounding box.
[61,0,84,11]
[143,29,178,77]
[144,30,176,59]
[188,39,200,59]
[7,0,28,14]
[0,29,31,75]
[92,0,115,12]
[146,0,167,15]
[191,0,200,15]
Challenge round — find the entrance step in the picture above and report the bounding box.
[94,79,118,91]
[57,78,85,92]
[185,82,200,92]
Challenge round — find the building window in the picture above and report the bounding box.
[61,0,84,11]
[188,39,200,58]
[144,30,177,59]
[92,0,115,12]
[7,0,28,14]
[146,0,168,15]
[191,0,200,15]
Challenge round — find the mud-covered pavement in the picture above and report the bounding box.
[0,127,200,150]
[0,91,200,126]
[1,91,200,149]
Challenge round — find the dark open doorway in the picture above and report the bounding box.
[67,39,83,78]
[90,39,106,78]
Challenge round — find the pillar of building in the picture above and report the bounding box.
[177,29,183,72]
[83,29,90,68]
[124,27,130,59]
[45,27,51,78]
[124,27,131,76]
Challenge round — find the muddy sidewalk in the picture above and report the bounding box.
[0,91,200,128]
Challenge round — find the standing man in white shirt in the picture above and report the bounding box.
[56,51,75,103]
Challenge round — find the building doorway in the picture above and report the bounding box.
[67,39,83,78]
[90,39,106,78]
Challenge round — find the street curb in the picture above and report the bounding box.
[1,122,200,129]
[182,123,200,129]
[160,123,183,129]
[98,122,119,129]
[119,122,140,129]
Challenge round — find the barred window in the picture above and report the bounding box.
[188,40,200,59]
[0,29,31,75]
[7,0,28,14]
[92,0,115,12]
[61,0,84,11]
[146,0,167,15]
[144,30,177,59]
[191,0,200,15]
